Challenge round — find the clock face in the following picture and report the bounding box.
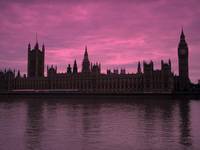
[180,49,186,55]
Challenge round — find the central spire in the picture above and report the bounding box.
[82,45,90,73]
[84,45,88,59]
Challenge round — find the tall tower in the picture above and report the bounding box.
[178,29,189,90]
[27,38,45,78]
[82,46,90,73]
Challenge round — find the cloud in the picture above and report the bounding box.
[0,0,200,82]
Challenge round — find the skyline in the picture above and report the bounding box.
[0,0,200,82]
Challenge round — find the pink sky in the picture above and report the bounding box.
[0,0,200,83]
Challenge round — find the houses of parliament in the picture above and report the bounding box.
[0,30,199,93]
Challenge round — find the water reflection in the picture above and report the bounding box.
[0,97,198,150]
[81,103,102,149]
[136,100,178,149]
[179,99,192,147]
[25,100,44,150]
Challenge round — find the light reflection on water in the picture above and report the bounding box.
[0,97,199,150]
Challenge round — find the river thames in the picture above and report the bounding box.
[0,97,199,150]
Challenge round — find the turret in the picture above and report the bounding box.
[168,59,171,69]
[113,69,119,74]
[67,64,72,74]
[42,44,45,52]
[47,65,57,78]
[120,68,126,74]
[91,62,101,74]
[73,60,78,74]
[28,43,31,52]
[137,61,141,73]
[17,70,21,78]
[107,69,111,74]
[161,60,171,72]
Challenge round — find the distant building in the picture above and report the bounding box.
[0,29,196,93]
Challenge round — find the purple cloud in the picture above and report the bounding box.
[0,0,199,82]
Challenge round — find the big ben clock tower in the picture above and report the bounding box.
[178,29,190,90]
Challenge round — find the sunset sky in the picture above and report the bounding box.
[0,0,199,82]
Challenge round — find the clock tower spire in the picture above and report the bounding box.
[178,28,189,90]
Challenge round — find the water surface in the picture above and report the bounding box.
[0,97,199,150]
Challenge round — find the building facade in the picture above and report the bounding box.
[28,41,45,78]
[178,29,190,91]
[0,30,195,93]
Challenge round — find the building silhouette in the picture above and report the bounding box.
[0,29,199,93]
[178,29,190,91]
[27,41,45,78]
[82,46,91,74]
